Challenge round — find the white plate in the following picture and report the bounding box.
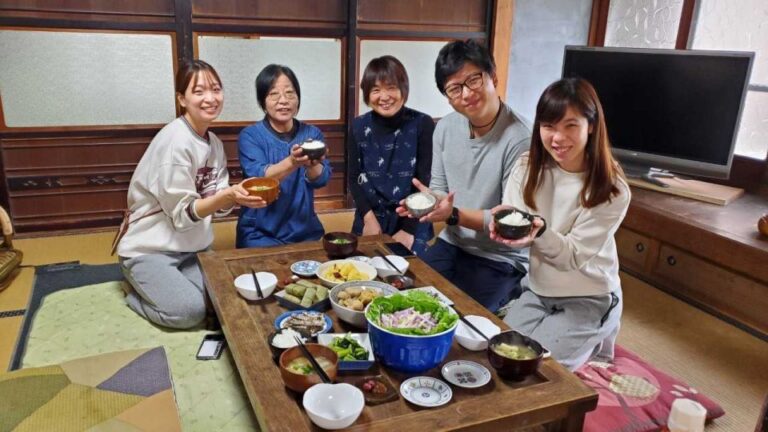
[290,260,321,277]
[405,286,454,306]
[400,377,452,408]
[315,260,377,287]
[440,360,491,389]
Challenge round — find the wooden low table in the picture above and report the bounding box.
[200,235,598,431]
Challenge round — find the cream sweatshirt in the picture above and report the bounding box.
[117,117,231,258]
[502,154,631,297]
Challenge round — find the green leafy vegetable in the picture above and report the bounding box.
[329,333,369,361]
[365,290,458,336]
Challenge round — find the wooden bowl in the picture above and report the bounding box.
[242,177,280,204]
[279,343,339,393]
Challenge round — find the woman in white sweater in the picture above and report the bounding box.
[490,78,630,370]
[116,60,266,329]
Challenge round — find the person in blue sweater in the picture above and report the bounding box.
[349,55,435,255]
[237,64,331,247]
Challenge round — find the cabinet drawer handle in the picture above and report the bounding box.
[667,256,677,266]
[635,242,645,252]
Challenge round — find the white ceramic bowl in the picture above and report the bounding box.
[302,383,364,430]
[455,315,501,351]
[315,260,377,287]
[234,272,277,300]
[330,281,398,328]
[369,255,409,279]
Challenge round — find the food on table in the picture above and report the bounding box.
[328,333,369,361]
[366,291,458,336]
[286,356,334,375]
[282,280,328,306]
[329,238,352,245]
[361,378,388,394]
[498,211,530,226]
[271,328,306,349]
[336,286,381,311]
[281,311,327,335]
[321,262,369,283]
[247,185,272,192]
[492,342,538,360]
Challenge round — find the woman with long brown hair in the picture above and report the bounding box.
[490,78,630,370]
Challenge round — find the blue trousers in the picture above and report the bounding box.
[421,238,525,312]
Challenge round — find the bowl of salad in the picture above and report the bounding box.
[365,291,458,373]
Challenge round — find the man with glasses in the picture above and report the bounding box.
[398,39,530,312]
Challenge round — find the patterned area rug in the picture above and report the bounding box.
[1,347,181,432]
[20,281,259,432]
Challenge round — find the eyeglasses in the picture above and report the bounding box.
[266,89,298,102]
[444,72,484,100]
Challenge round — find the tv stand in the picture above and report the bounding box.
[626,176,744,206]
[623,166,675,189]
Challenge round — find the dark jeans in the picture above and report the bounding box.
[421,238,525,312]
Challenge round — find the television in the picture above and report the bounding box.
[562,46,754,179]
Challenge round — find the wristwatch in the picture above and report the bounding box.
[446,207,460,226]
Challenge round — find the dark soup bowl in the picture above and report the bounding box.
[323,232,358,258]
[493,208,533,240]
[487,330,544,381]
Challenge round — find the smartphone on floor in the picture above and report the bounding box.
[197,333,226,360]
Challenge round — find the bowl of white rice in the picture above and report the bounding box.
[493,208,533,240]
[404,192,437,218]
[300,139,327,160]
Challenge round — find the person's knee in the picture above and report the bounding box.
[157,303,206,329]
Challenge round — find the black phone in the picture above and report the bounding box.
[196,333,226,360]
[384,242,415,258]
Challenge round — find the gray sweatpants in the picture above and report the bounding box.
[120,252,207,329]
[503,288,622,371]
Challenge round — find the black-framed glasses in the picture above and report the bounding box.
[444,72,484,100]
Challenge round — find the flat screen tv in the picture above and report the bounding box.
[562,46,754,179]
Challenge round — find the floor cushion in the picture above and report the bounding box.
[0,346,180,432]
[576,345,725,432]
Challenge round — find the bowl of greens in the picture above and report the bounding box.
[365,291,458,372]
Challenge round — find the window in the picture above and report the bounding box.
[690,0,768,160]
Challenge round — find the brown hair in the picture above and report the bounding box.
[175,60,222,113]
[360,55,409,105]
[524,78,624,210]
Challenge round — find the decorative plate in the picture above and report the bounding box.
[290,260,321,277]
[440,360,491,388]
[400,377,452,408]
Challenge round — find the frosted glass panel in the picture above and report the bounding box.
[733,91,768,160]
[691,0,768,85]
[359,40,452,118]
[604,0,683,48]
[198,36,342,122]
[0,30,175,127]
[507,0,593,123]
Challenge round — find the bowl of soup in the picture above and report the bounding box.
[300,139,327,160]
[322,232,358,258]
[279,343,339,393]
[493,208,534,240]
[487,330,544,381]
[242,177,280,204]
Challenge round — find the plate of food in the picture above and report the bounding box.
[290,260,321,277]
[275,279,330,311]
[354,375,398,405]
[315,260,377,287]
[274,311,333,337]
[403,286,454,306]
[316,333,374,370]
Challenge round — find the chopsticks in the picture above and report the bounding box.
[250,269,264,299]
[293,335,332,384]
[375,250,403,275]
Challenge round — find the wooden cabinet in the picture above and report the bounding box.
[618,187,768,340]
